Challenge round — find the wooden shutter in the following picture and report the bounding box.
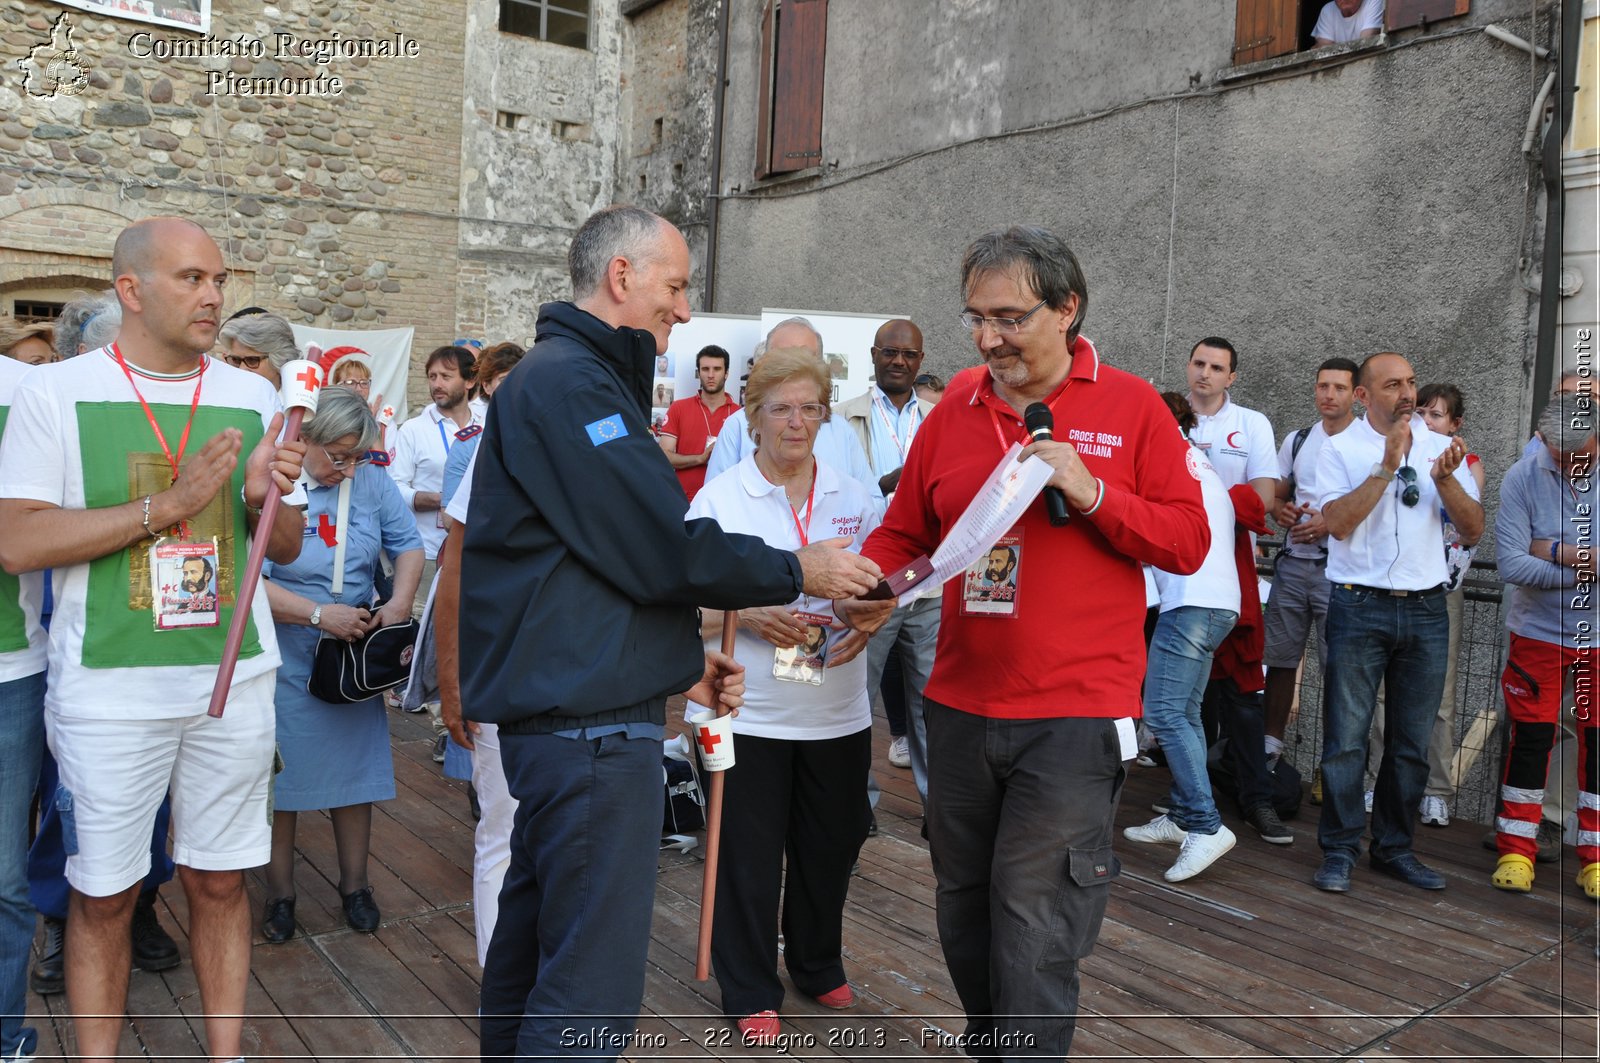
[1234,0,1299,65]
[1387,0,1470,31]
[755,0,827,179]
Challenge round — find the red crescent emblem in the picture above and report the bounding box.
[1227,430,1243,448]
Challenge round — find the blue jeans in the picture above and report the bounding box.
[1318,584,1450,864]
[479,729,663,1061]
[924,700,1125,1063]
[1,670,45,1059]
[1143,607,1236,834]
[867,595,940,804]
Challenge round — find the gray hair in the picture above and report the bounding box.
[55,289,121,358]
[1539,390,1597,455]
[765,316,823,357]
[961,225,1089,343]
[568,205,667,301]
[304,385,380,451]
[218,312,299,369]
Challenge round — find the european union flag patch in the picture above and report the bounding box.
[585,414,629,446]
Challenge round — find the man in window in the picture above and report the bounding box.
[1313,0,1386,46]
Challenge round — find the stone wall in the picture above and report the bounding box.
[709,0,1561,508]
[1,0,465,409]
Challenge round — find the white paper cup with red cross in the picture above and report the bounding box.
[689,710,736,772]
[279,358,324,413]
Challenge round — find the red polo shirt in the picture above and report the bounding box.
[862,337,1210,719]
[660,393,740,500]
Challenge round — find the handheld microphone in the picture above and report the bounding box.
[1023,402,1071,526]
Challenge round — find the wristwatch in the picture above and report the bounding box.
[309,605,323,628]
[1368,462,1395,482]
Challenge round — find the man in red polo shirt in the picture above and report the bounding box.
[858,225,1209,1061]
[658,344,740,500]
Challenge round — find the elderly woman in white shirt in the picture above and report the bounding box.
[686,347,880,1046]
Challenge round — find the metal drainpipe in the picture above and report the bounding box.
[703,0,733,313]
[1531,0,1584,426]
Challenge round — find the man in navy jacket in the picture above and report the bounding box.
[461,205,883,1060]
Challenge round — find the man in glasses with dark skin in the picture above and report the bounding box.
[837,320,941,794]
[1310,351,1483,894]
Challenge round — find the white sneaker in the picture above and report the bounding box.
[1420,795,1450,827]
[1124,813,1187,845]
[1164,825,1236,882]
[887,736,911,768]
[1364,790,1374,814]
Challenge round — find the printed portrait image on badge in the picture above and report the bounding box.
[961,532,1022,618]
[771,617,825,685]
[152,538,221,630]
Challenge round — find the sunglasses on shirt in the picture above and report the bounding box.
[1396,464,1420,508]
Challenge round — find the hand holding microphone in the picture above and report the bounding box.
[1023,403,1072,526]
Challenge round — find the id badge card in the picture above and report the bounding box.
[960,532,1023,618]
[151,537,221,630]
[772,610,832,685]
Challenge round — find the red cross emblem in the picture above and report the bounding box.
[297,366,322,391]
[317,513,338,547]
[696,727,722,756]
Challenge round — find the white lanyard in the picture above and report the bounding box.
[871,387,921,465]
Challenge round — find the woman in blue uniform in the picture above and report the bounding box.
[259,387,423,940]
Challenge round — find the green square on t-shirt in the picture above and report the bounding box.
[76,400,265,669]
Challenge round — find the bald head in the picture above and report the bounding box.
[112,217,211,284]
[110,217,229,367]
[1355,352,1417,432]
[766,317,823,359]
[871,318,925,400]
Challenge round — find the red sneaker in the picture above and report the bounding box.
[814,983,854,1009]
[737,1010,781,1045]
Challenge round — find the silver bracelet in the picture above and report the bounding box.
[141,494,154,538]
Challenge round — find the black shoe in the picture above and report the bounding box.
[467,782,482,821]
[1312,856,1352,893]
[866,811,878,838]
[342,886,380,932]
[1243,804,1293,845]
[261,896,296,943]
[1369,852,1446,890]
[131,890,181,972]
[30,916,65,995]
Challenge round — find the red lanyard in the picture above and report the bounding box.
[112,343,206,483]
[787,461,817,546]
[987,380,1074,454]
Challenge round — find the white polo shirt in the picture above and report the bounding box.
[1153,447,1242,615]
[1189,394,1276,491]
[684,454,878,741]
[1315,414,1480,590]
[1276,421,1336,560]
[389,397,487,559]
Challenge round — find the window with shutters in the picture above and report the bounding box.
[1233,0,1469,65]
[754,0,828,180]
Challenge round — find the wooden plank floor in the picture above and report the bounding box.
[24,702,1599,1061]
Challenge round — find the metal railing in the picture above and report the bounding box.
[1257,548,1510,825]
